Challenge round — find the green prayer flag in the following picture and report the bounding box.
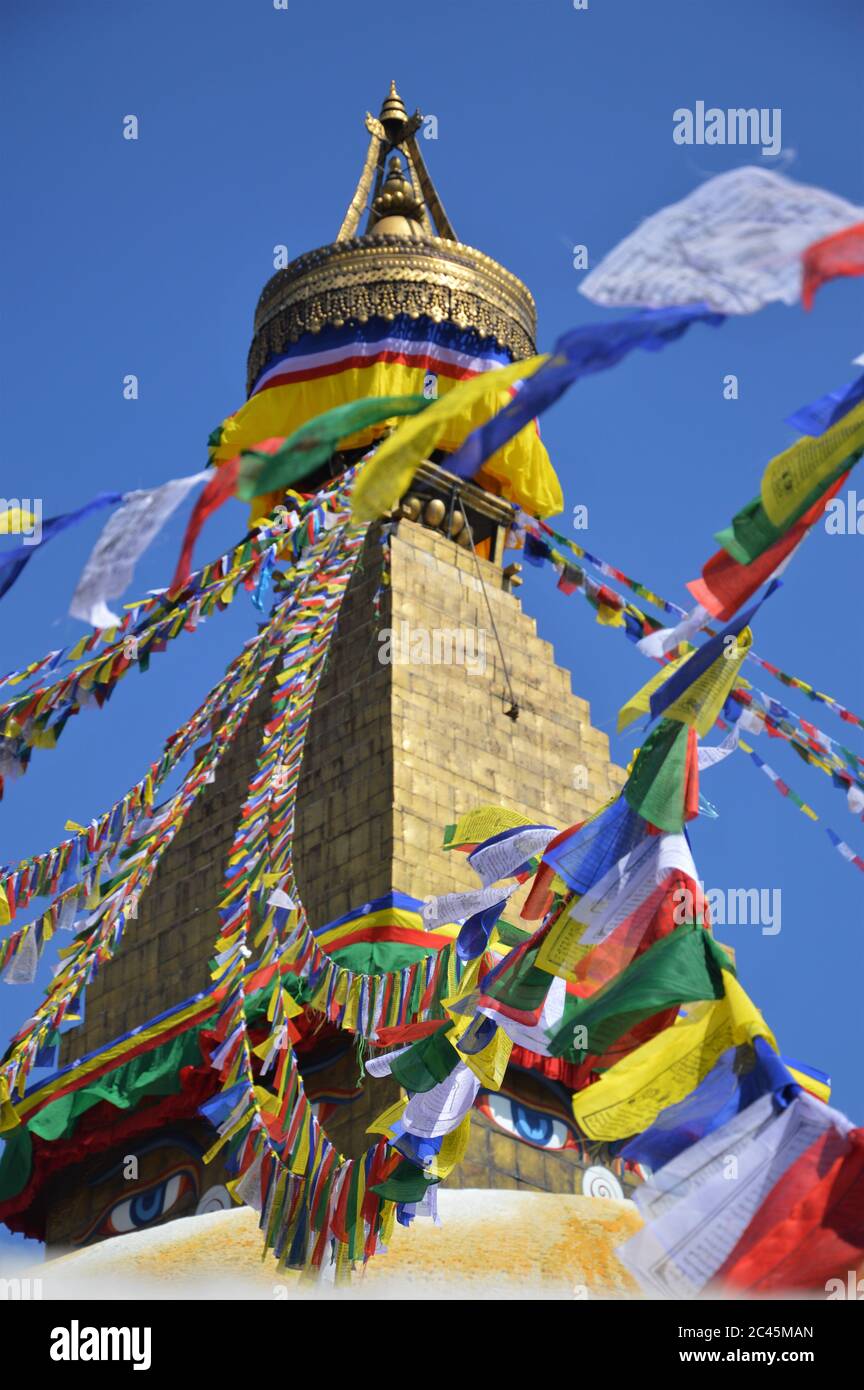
[624,719,691,833]
[481,942,552,1017]
[389,1025,461,1093]
[715,452,858,564]
[237,395,431,500]
[370,1157,440,1203]
[546,923,731,1061]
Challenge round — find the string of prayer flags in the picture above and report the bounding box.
[620,620,752,738]
[543,798,650,896]
[444,306,725,487]
[625,1039,838,1178]
[647,601,763,727]
[735,733,864,871]
[0,525,333,1098]
[571,971,777,1142]
[70,473,208,629]
[689,469,852,620]
[520,520,864,868]
[713,455,854,569]
[466,824,556,886]
[620,1036,800,1173]
[825,828,864,873]
[524,513,864,730]
[349,355,549,523]
[535,833,702,991]
[0,487,345,796]
[579,166,864,313]
[802,220,864,310]
[0,493,122,602]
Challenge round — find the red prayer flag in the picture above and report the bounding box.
[687,471,850,619]
[717,1125,864,1293]
[172,456,243,592]
[802,221,864,310]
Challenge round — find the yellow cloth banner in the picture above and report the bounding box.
[350,356,550,523]
[787,1066,831,1104]
[571,971,776,1141]
[213,360,561,519]
[760,398,864,527]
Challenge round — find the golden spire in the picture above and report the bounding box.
[336,81,456,243]
[248,84,538,389]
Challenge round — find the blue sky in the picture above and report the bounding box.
[1,0,862,1253]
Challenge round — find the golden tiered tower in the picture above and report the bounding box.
[10,85,631,1252]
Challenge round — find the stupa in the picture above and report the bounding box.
[0,83,635,1257]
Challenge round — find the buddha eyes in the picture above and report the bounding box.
[102,1169,195,1236]
[478,1093,572,1150]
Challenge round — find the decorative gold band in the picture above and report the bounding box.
[247,235,537,391]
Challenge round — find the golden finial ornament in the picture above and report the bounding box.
[369,156,425,237]
[379,80,409,139]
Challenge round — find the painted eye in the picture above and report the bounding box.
[105,1172,191,1234]
[481,1094,570,1150]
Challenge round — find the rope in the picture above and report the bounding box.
[454,487,520,721]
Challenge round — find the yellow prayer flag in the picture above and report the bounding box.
[620,632,750,738]
[366,1096,408,1138]
[618,650,693,732]
[342,976,363,1032]
[450,1014,513,1090]
[535,896,593,981]
[660,628,752,736]
[0,885,10,928]
[0,1076,21,1133]
[429,1112,473,1179]
[350,356,549,523]
[761,398,864,527]
[445,804,536,849]
[787,1066,831,1104]
[287,1110,312,1176]
[571,971,775,1141]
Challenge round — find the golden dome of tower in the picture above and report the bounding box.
[247,81,537,392]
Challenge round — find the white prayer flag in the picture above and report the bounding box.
[581,168,864,314]
[70,472,208,628]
